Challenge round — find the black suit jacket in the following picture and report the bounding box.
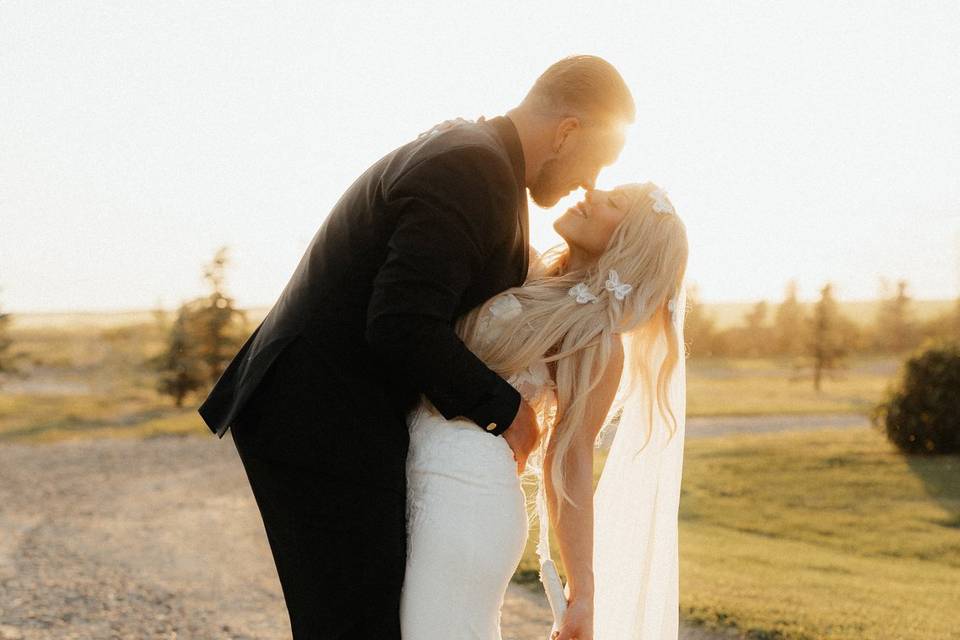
[198,116,529,479]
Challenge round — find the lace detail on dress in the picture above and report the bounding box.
[477,291,556,407]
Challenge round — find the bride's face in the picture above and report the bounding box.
[553,187,630,256]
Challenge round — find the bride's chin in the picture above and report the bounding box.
[553,215,576,243]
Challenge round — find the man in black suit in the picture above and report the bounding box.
[198,54,634,639]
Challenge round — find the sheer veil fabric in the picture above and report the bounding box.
[592,284,687,638]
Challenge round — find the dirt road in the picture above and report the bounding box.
[0,431,756,639]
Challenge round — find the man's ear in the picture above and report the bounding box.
[552,116,581,153]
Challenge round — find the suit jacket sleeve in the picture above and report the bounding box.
[364,144,522,436]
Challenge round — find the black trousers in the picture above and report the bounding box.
[229,354,407,639]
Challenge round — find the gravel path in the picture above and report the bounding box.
[0,426,796,639]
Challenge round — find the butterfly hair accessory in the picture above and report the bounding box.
[604,270,633,301]
[568,282,599,304]
[649,187,675,215]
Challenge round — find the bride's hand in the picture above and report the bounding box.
[502,399,540,475]
[552,598,593,640]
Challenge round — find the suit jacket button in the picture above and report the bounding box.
[486,422,497,432]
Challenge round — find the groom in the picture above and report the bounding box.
[198,54,634,639]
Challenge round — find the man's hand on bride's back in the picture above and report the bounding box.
[502,400,540,475]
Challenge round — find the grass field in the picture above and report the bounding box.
[686,356,899,416]
[518,426,960,639]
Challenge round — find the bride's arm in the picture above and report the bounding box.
[544,336,624,625]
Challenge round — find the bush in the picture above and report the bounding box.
[871,340,960,455]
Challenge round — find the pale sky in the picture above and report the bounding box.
[2,0,959,313]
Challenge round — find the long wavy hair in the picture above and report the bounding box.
[454,182,689,511]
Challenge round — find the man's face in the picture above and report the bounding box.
[528,121,626,208]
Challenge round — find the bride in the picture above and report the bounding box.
[400,180,689,639]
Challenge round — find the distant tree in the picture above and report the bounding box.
[742,299,773,357]
[950,296,960,341]
[680,284,718,358]
[0,288,21,385]
[151,246,247,406]
[773,279,807,356]
[153,300,207,407]
[806,283,849,391]
[874,278,918,353]
[192,246,247,386]
[916,297,960,345]
[954,297,960,339]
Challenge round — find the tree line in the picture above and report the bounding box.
[684,278,960,389]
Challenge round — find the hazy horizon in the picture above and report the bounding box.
[2,1,959,314]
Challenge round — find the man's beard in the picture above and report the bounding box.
[528,158,568,208]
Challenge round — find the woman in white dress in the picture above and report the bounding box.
[400,181,689,640]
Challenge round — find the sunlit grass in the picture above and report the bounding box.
[0,393,207,443]
[686,356,899,416]
[519,426,960,639]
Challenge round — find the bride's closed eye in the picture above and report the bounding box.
[608,193,626,210]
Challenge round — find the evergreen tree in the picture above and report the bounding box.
[153,301,207,407]
[807,282,848,391]
[952,296,960,341]
[193,246,247,386]
[152,246,247,405]
[874,278,917,353]
[773,279,806,356]
[0,287,20,385]
[742,299,771,357]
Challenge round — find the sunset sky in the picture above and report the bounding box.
[2,1,958,313]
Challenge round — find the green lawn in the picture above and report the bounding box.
[519,426,960,639]
[0,393,204,443]
[686,356,899,416]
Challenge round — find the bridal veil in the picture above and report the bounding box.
[536,284,687,639]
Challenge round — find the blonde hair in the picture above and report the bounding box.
[454,182,688,511]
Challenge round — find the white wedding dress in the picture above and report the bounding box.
[399,293,553,640]
[398,284,687,640]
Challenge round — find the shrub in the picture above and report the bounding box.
[870,340,960,455]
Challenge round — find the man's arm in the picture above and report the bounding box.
[365,145,521,436]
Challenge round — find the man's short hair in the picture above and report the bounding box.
[523,55,636,126]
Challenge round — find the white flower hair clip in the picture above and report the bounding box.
[604,270,633,301]
[649,187,675,215]
[568,282,599,304]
